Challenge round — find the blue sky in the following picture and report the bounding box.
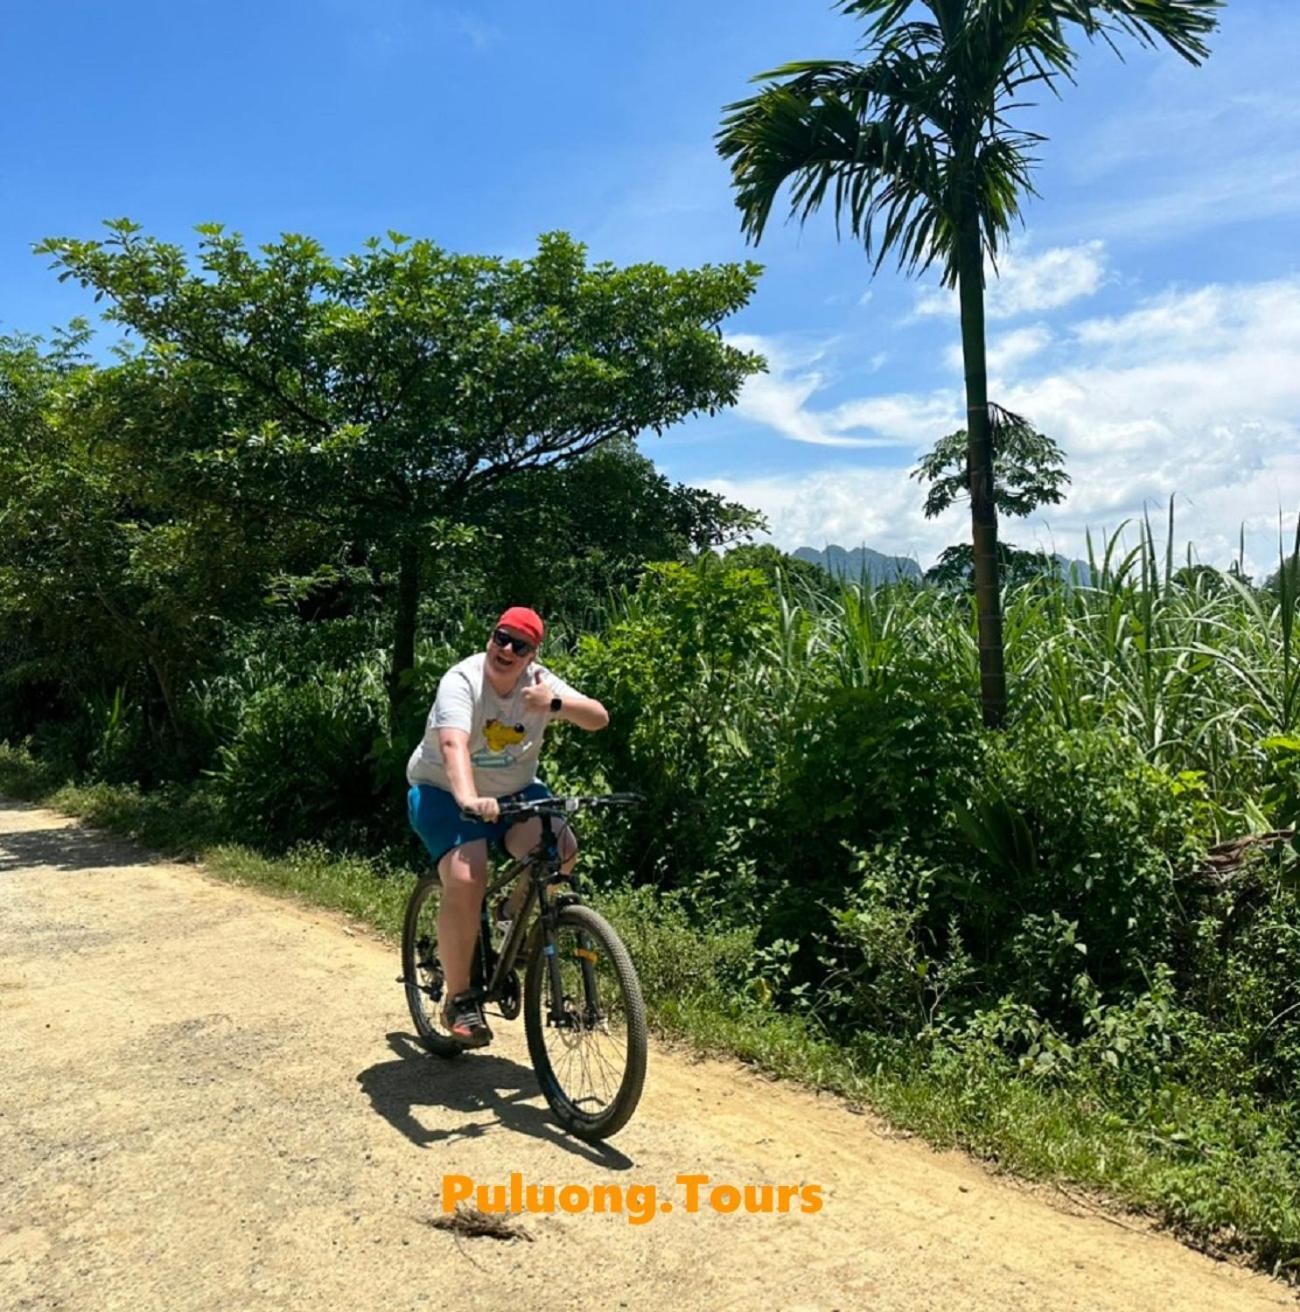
[4,1,1299,571]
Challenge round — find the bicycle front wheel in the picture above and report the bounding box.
[523,904,647,1140]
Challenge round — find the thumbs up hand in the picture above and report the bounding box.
[522,668,555,715]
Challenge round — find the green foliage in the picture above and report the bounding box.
[0,329,331,758]
[595,884,757,1009]
[211,669,386,849]
[560,558,783,896]
[953,723,1203,1011]
[11,484,1300,1274]
[445,436,763,625]
[84,687,146,785]
[35,223,765,717]
[924,541,1071,591]
[818,844,975,1037]
[718,0,1218,725]
[912,408,1070,521]
[721,542,834,596]
[717,2,1217,283]
[1179,847,1300,1104]
[1259,735,1300,828]
[782,667,981,854]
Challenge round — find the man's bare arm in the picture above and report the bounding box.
[554,693,609,732]
[521,673,609,731]
[437,728,500,821]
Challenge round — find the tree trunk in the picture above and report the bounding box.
[957,218,1007,729]
[388,536,422,730]
[147,649,183,746]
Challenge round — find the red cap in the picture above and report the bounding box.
[496,606,544,648]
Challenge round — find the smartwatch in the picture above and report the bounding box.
[549,696,563,714]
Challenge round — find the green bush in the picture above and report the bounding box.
[1179,848,1300,1103]
[816,843,976,1038]
[211,668,386,849]
[595,883,756,1008]
[777,665,982,863]
[559,558,785,901]
[84,686,147,785]
[947,723,1206,1020]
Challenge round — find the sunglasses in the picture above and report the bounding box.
[491,628,535,656]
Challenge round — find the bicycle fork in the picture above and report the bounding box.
[537,901,602,1030]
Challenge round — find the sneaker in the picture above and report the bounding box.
[441,991,493,1048]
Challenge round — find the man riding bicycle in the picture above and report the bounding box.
[406,606,609,1048]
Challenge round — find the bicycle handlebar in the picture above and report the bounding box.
[459,792,642,823]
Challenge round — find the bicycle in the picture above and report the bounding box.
[399,792,647,1141]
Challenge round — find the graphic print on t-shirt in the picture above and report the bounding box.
[474,717,527,769]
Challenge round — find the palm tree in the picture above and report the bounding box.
[717,0,1219,728]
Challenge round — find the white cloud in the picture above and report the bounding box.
[944,325,1053,375]
[990,241,1107,318]
[913,240,1108,321]
[911,286,952,319]
[707,467,944,565]
[711,277,1300,576]
[825,391,961,445]
[726,333,952,448]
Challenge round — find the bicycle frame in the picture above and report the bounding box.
[472,810,597,1026]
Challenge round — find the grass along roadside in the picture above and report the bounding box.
[2,743,1297,1282]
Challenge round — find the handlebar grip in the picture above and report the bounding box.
[459,803,509,821]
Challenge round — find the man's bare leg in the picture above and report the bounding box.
[500,819,577,918]
[437,838,488,998]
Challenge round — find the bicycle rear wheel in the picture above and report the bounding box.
[523,904,647,1140]
[401,875,470,1059]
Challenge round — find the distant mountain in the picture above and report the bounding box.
[1047,554,1092,586]
[793,544,1092,586]
[792,545,924,584]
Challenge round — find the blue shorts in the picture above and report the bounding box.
[407,781,552,867]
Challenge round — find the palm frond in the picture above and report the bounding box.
[1050,0,1221,64]
[718,65,952,275]
[837,1,920,42]
[719,0,1218,281]
[952,0,1080,103]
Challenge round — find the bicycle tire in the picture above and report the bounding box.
[401,876,466,1060]
[523,904,647,1140]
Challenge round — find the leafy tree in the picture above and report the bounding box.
[722,542,834,596]
[716,0,1218,726]
[37,223,764,722]
[913,404,1070,588]
[459,436,764,625]
[912,405,1068,521]
[0,328,92,737]
[924,541,1057,590]
[0,328,314,755]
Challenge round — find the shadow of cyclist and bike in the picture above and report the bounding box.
[356,1032,634,1169]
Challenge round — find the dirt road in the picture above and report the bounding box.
[0,798,1293,1312]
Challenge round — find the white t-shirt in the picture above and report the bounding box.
[406,652,581,797]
